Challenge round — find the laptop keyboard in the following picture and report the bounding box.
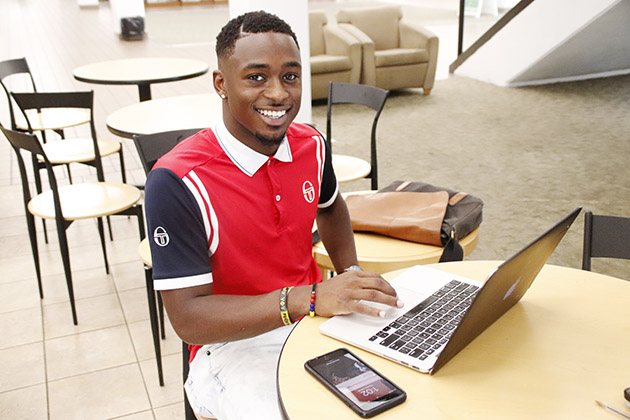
[369,280,480,361]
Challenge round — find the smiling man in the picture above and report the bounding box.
[144,11,402,420]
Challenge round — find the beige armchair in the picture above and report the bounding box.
[336,5,439,94]
[309,10,362,100]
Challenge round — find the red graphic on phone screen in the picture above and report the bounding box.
[351,379,392,402]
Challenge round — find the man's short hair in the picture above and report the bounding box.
[216,10,300,59]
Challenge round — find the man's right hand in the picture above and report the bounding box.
[314,271,404,318]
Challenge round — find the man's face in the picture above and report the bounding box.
[214,32,302,155]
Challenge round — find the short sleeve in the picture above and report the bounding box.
[318,137,338,208]
[144,168,213,290]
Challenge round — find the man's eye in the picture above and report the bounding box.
[284,73,299,81]
[248,74,265,82]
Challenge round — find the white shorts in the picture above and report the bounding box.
[184,325,294,420]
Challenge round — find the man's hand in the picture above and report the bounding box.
[315,271,404,318]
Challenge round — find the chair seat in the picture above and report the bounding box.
[139,237,152,266]
[42,138,122,164]
[375,48,428,67]
[15,108,91,131]
[28,182,141,220]
[310,55,353,74]
[332,154,371,183]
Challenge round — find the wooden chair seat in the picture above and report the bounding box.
[41,137,122,164]
[139,237,151,266]
[332,153,371,183]
[15,107,91,131]
[28,182,141,220]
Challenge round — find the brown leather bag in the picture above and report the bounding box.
[343,181,483,262]
[345,191,449,246]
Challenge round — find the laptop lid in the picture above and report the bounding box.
[430,207,581,373]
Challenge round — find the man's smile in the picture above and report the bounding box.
[256,108,288,119]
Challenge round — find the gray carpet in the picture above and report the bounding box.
[311,74,630,280]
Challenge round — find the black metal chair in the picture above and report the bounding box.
[132,128,201,392]
[326,81,389,190]
[11,90,126,184]
[582,210,630,271]
[0,57,88,136]
[1,125,144,325]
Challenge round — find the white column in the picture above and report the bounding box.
[229,0,312,124]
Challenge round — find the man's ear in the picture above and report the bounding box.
[213,70,226,99]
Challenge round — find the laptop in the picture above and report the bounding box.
[320,207,581,374]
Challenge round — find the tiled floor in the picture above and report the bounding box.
[0,0,505,419]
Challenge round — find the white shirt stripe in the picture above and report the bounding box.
[154,273,213,291]
[188,169,220,255]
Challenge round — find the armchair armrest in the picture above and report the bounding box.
[399,20,438,50]
[323,25,362,84]
[338,23,376,86]
[323,25,360,56]
[399,20,439,92]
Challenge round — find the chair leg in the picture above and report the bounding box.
[65,163,73,184]
[30,156,49,244]
[158,292,166,339]
[145,265,164,386]
[25,212,43,298]
[56,221,78,325]
[183,342,197,420]
[118,148,127,184]
[96,217,110,274]
[107,215,114,241]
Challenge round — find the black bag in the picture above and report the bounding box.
[120,17,145,41]
[378,181,484,262]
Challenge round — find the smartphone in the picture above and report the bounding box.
[304,348,406,417]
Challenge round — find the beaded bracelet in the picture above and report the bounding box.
[309,283,317,317]
[280,286,294,326]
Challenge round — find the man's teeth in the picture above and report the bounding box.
[257,109,286,119]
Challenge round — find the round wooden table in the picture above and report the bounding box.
[313,228,479,275]
[73,57,209,101]
[278,262,630,420]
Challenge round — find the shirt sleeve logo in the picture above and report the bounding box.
[302,180,315,203]
[153,226,170,247]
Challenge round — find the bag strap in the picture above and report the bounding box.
[439,230,464,262]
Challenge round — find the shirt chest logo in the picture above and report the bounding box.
[302,181,315,203]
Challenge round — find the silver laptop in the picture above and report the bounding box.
[320,207,581,374]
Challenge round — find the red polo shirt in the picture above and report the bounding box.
[145,121,337,295]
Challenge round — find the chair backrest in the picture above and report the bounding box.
[337,6,403,50]
[326,82,389,190]
[582,210,630,271]
[0,57,37,130]
[309,10,328,57]
[1,125,65,219]
[133,128,204,420]
[133,128,203,175]
[11,90,103,180]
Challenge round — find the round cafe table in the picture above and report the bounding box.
[105,93,221,139]
[73,57,209,101]
[277,262,630,420]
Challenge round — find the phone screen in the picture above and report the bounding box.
[305,348,406,416]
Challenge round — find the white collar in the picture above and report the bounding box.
[214,120,292,177]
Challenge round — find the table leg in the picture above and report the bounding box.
[138,83,152,101]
